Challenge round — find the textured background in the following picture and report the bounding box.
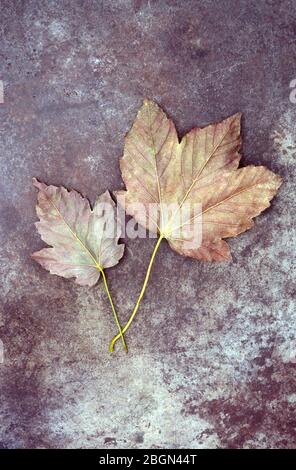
[0,0,295,449]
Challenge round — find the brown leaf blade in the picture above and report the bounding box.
[116,99,282,261]
[32,179,124,286]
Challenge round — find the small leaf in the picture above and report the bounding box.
[32,178,124,286]
[116,99,282,261]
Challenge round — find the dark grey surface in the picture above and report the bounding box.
[0,0,295,448]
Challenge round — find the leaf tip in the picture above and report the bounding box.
[142,97,157,110]
[32,177,44,192]
[230,112,242,129]
[143,97,150,106]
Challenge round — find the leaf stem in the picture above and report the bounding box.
[109,235,164,352]
[100,268,128,352]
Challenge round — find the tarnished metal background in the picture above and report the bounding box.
[0,0,295,448]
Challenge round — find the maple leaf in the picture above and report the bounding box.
[115,99,282,261]
[109,99,282,351]
[32,178,124,286]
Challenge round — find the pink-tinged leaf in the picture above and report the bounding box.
[116,99,282,261]
[32,178,124,286]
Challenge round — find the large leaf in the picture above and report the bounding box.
[32,178,124,286]
[116,99,282,261]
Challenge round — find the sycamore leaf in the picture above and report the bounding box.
[115,99,282,261]
[32,178,124,286]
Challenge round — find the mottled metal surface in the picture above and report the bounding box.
[0,0,295,449]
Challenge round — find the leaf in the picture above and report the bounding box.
[32,178,124,286]
[115,99,282,261]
